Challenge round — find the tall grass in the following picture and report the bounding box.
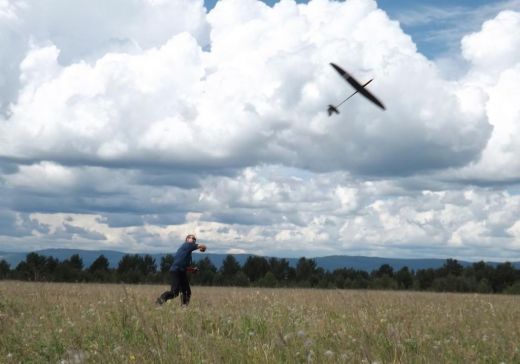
[1,281,519,363]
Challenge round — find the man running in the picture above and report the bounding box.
[156,234,206,306]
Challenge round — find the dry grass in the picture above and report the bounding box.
[1,281,519,363]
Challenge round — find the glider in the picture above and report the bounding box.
[328,63,385,115]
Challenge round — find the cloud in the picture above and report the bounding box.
[62,222,106,241]
[1,162,202,217]
[462,10,520,72]
[193,167,520,259]
[1,164,520,260]
[394,0,520,55]
[0,0,491,177]
[0,0,209,114]
[447,10,520,182]
[0,210,50,237]
[0,0,519,260]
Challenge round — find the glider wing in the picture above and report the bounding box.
[330,63,385,110]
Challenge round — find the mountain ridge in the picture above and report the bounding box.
[1,248,519,271]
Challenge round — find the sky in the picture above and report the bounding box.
[1,0,520,261]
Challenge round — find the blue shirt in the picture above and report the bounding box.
[171,242,199,272]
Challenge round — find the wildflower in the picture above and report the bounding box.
[324,350,334,358]
[60,350,87,364]
[307,350,314,363]
[129,354,136,361]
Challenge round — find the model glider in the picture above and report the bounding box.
[328,63,385,115]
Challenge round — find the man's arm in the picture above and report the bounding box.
[189,243,206,252]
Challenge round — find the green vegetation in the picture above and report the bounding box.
[1,282,519,363]
[2,253,520,294]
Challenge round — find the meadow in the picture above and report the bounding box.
[1,281,519,363]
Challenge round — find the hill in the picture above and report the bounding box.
[1,248,519,271]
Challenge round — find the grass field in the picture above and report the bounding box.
[1,281,519,363]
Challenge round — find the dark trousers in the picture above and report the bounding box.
[159,270,191,305]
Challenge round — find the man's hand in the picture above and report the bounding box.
[198,244,207,252]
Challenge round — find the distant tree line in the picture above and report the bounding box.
[1,253,520,294]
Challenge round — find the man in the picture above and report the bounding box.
[156,234,207,306]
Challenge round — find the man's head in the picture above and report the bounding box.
[185,234,197,244]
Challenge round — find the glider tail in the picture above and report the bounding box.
[327,105,340,116]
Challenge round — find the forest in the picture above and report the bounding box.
[1,252,520,294]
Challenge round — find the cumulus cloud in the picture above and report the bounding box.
[0,0,491,176]
[2,164,520,260]
[0,0,209,114]
[0,210,50,239]
[462,10,520,73]
[0,0,519,260]
[447,10,520,182]
[194,167,520,259]
[394,0,520,55]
